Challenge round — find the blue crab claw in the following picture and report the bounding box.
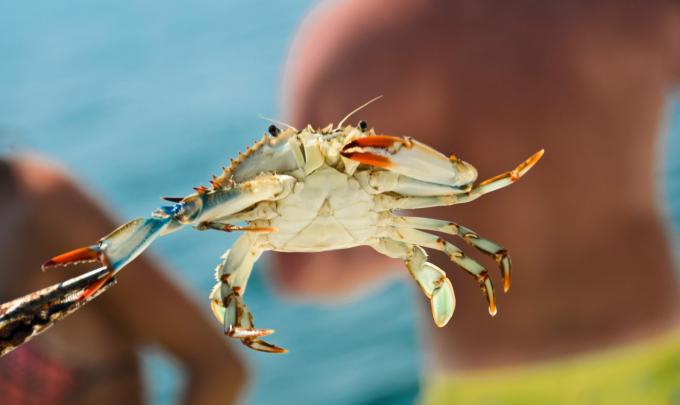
[341,135,478,187]
[42,216,173,297]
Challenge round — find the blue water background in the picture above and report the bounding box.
[0,2,421,404]
[4,2,680,405]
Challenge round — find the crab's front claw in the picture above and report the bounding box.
[42,216,173,275]
[341,135,477,187]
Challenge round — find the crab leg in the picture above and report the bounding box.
[387,227,498,316]
[372,239,455,327]
[390,216,511,292]
[41,175,295,298]
[209,234,286,353]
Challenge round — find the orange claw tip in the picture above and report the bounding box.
[488,303,498,317]
[78,273,113,301]
[528,148,545,165]
[503,277,511,293]
[341,152,392,168]
[520,149,545,170]
[41,246,100,271]
[344,135,405,149]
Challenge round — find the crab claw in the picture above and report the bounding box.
[43,215,173,277]
[341,135,477,187]
[42,245,103,270]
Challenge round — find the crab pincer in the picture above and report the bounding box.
[42,215,174,300]
[341,135,478,187]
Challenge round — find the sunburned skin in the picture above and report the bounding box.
[275,0,680,371]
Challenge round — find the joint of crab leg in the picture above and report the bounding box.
[42,245,103,271]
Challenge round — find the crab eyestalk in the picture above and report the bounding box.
[341,135,477,187]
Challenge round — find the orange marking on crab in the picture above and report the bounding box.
[345,135,405,149]
[341,152,392,168]
[79,273,113,301]
[42,246,100,271]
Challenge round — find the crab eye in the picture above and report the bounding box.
[358,120,368,132]
[268,125,281,137]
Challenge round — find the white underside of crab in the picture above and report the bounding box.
[43,123,543,354]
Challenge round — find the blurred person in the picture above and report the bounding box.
[275,0,680,402]
[0,154,247,404]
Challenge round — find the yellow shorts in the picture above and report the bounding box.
[422,331,680,404]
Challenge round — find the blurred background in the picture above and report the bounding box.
[2,1,680,404]
[0,1,420,404]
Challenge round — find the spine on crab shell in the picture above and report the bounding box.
[209,134,269,191]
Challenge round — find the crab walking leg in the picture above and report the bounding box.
[388,227,498,316]
[390,216,512,292]
[371,239,455,327]
[208,234,286,353]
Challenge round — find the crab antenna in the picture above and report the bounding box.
[257,115,297,132]
[336,95,384,130]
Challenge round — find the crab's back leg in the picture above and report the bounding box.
[209,233,286,354]
[386,227,498,316]
[389,216,511,292]
[371,238,455,327]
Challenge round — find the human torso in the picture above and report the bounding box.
[308,0,680,372]
[0,159,142,405]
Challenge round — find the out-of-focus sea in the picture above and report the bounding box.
[3,2,680,405]
[0,2,421,404]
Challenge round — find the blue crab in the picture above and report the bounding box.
[2,115,543,355]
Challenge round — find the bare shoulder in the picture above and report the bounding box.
[10,153,75,198]
[282,0,434,124]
